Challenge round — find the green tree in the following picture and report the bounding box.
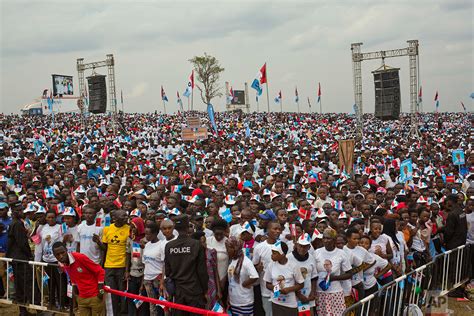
[189,53,225,106]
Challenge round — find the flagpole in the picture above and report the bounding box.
[191,86,194,111]
[257,96,259,112]
[162,98,167,114]
[296,86,300,113]
[121,89,124,112]
[307,97,311,113]
[265,62,270,113]
[187,97,190,111]
[320,97,322,114]
[280,93,283,113]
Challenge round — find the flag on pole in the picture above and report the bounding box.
[295,87,299,103]
[418,86,422,103]
[251,63,267,96]
[47,91,54,110]
[183,70,194,97]
[177,91,183,110]
[161,86,168,102]
[307,97,311,108]
[121,90,124,104]
[460,101,466,112]
[207,104,218,134]
[434,91,439,110]
[227,86,234,103]
[317,82,321,103]
[274,91,282,103]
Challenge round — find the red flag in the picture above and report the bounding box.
[190,70,194,89]
[461,101,466,111]
[101,144,109,159]
[434,91,438,101]
[113,197,122,208]
[260,63,267,84]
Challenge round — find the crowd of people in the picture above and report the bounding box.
[0,110,472,316]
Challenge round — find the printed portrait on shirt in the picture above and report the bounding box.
[323,259,333,273]
[300,267,308,279]
[277,275,286,288]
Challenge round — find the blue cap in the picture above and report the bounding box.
[258,209,276,221]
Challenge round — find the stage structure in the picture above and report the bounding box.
[77,54,118,128]
[351,40,420,137]
[225,81,250,113]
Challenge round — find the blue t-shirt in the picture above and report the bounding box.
[0,217,12,252]
[87,167,105,181]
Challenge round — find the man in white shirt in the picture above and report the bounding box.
[252,221,281,316]
[77,207,103,264]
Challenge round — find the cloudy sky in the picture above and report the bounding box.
[1,0,472,114]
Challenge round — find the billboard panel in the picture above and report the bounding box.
[52,74,74,96]
[231,90,245,105]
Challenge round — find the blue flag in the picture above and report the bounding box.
[251,79,263,96]
[190,156,196,174]
[207,104,218,133]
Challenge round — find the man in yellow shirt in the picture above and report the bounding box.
[101,209,129,316]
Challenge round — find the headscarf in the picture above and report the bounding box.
[382,218,400,250]
[130,217,145,242]
[225,236,244,283]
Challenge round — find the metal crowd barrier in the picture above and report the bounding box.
[0,257,73,315]
[343,244,472,316]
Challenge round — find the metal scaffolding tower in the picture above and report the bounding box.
[77,54,118,130]
[351,40,420,138]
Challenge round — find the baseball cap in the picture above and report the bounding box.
[258,209,276,221]
[297,233,312,246]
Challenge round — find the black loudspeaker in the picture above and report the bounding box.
[372,67,401,120]
[87,75,107,114]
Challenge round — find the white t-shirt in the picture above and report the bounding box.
[287,252,318,308]
[64,225,79,253]
[341,247,363,296]
[156,237,177,275]
[143,240,161,281]
[343,245,374,287]
[77,221,103,264]
[466,212,474,244]
[34,225,44,262]
[314,247,352,293]
[228,256,259,307]
[252,240,275,297]
[207,236,229,282]
[370,234,390,255]
[263,260,305,308]
[40,224,63,263]
[229,224,243,238]
[362,253,388,289]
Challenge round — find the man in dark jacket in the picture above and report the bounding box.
[444,195,467,250]
[165,214,208,315]
[6,205,39,315]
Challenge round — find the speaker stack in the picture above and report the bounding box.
[372,65,401,120]
[87,74,107,114]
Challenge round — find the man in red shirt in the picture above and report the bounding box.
[52,241,105,315]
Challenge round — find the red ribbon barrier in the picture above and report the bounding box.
[104,286,226,315]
